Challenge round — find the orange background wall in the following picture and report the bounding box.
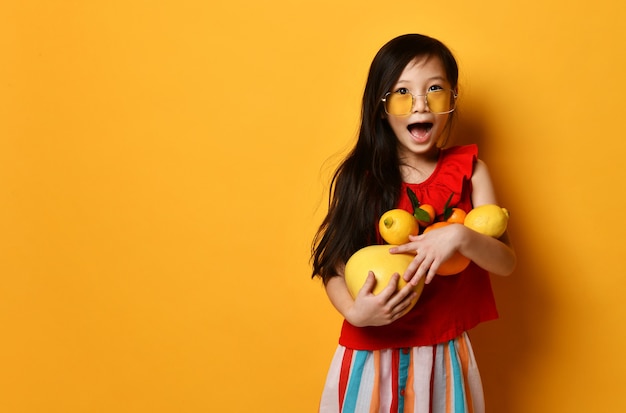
[2,1,625,412]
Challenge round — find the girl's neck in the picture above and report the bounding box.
[398,148,440,184]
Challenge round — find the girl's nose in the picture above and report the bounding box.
[412,95,429,113]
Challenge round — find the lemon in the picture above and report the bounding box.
[464,204,509,238]
[378,209,419,245]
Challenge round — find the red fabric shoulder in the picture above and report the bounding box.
[437,144,478,194]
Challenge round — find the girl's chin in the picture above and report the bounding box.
[398,140,439,157]
[412,135,431,145]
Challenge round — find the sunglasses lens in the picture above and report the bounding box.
[427,90,454,114]
[385,93,413,115]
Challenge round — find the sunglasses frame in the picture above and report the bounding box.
[381,89,458,116]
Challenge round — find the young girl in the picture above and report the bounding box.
[311,34,516,413]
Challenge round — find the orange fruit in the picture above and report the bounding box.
[446,208,467,224]
[379,209,419,245]
[423,221,450,232]
[432,251,470,275]
[415,204,435,227]
[423,222,471,275]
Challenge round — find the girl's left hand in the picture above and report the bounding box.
[389,223,465,285]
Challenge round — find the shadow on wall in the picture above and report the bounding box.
[471,246,551,413]
[450,109,553,412]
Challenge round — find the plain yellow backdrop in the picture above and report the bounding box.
[2,1,625,412]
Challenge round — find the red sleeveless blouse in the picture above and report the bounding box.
[338,144,498,349]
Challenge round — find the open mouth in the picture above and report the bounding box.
[408,122,433,141]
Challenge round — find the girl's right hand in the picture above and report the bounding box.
[345,271,417,327]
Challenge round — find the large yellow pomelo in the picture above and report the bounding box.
[464,204,509,238]
[344,245,425,316]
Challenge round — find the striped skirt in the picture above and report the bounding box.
[319,332,484,413]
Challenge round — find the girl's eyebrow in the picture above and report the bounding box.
[396,75,447,84]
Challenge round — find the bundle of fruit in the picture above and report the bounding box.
[377,188,509,275]
[381,188,509,241]
[344,188,510,314]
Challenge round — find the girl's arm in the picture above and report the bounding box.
[391,159,516,284]
[325,268,418,327]
[460,159,516,275]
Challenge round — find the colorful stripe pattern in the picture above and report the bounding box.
[319,332,485,413]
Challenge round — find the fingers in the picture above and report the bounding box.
[402,258,421,282]
[425,272,437,284]
[351,271,415,326]
[370,272,414,308]
[403,252,435,285]
[390,291,417,319]
[424,265,438,284]
[359,271,404,299]
[385,278,417,313]
[358,271,407,302]
[377,273,401,300]
[362,271,380,293]
[389,243,419,255]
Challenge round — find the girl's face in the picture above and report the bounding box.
[385,55,455,160]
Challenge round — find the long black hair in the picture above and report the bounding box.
[311,34,459,284]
